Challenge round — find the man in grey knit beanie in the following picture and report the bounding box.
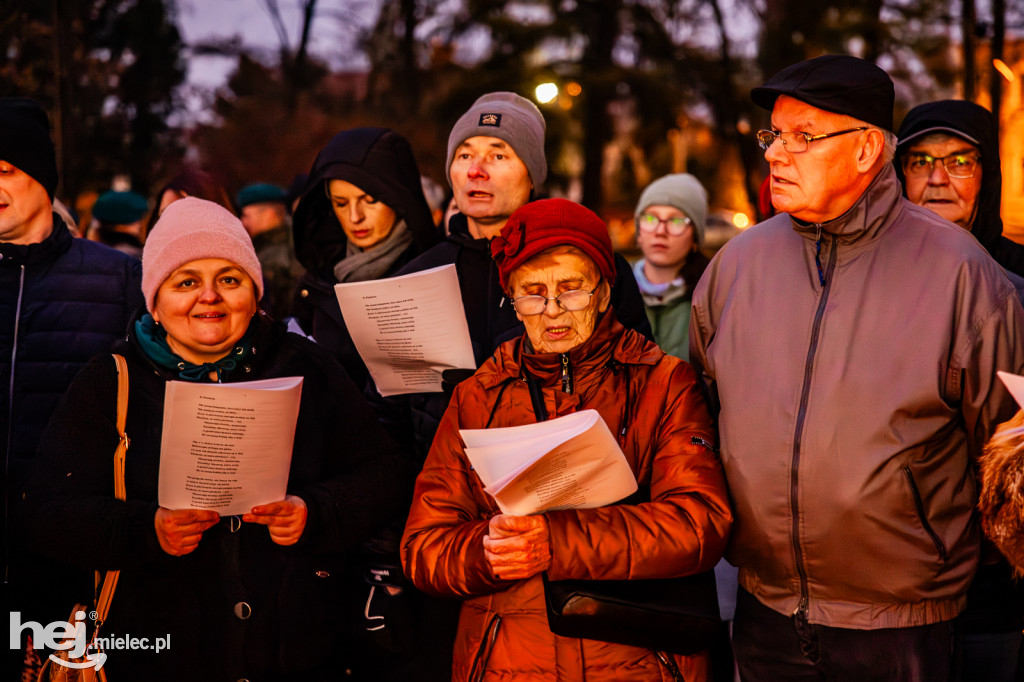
[446,91,547,239]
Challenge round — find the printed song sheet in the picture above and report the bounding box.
[158,376,303,515]
[998,370,1024,409]
[460,410,638,516]
[334,264,475,396]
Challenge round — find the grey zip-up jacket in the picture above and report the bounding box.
[689,164,1024,629]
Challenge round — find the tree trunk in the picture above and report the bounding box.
[990,0,1005,134]
[962,0,976,100]
[580,0,619,211]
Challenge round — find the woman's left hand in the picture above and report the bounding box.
[243,495,307,545]
[483,514,552,581]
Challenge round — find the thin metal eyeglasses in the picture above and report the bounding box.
[756,127,868,153]
[511,284,600,316]
[637,214,693,236]
[902,151,980,179]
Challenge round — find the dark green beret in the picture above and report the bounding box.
[237,183,288,209]
[92,190,149,224]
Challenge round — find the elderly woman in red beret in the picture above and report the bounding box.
[401,198,732,681]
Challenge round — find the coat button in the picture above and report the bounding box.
[234,601,252,619]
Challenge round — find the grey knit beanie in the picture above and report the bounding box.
[635,173,708,247]
[446,92,547,189]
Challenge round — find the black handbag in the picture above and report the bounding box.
[522,371,722,655]
[541,568,720,655]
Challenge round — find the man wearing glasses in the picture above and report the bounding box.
[689,55,1024,680]
[897,100,1024,681]
[896,99,1024,281]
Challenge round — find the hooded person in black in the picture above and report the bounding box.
[895,100,1024,279]
[896,100,1024,682]
[290,127,440,389]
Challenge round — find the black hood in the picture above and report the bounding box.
[894,100,1002,257]
[293,127,439,279]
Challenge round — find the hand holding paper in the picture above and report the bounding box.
[243,495,308,546]
[154,507,220,556]
[483,514,551,581]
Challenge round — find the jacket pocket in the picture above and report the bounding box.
[468,613,502,682]
[902,467,948,563]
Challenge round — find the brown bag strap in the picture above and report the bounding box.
[94,354,130,628]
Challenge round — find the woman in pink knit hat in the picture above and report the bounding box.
[27,198,408,681]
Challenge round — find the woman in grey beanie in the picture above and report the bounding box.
[632,173,710,362]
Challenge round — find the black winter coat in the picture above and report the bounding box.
[1,214,142,492]
[26,314,410,681]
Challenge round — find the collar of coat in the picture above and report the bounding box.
[789,163,904,247]
[0,212,72,265]
[473,308,664,391]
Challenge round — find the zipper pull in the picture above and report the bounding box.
[814,224,826,287]
[560,353,573,394]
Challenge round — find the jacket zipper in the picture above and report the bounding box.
[4,265,26,583]
[560,353,573,393]
[691,435,718,453]
[468,613,502,682]
[790,230,837,618]
[654,650,685,682]
[902,467,949,562]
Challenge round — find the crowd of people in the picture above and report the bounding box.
[3,52,1023,682]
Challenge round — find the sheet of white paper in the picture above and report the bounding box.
[334,264,475,396]
[158,376,303,515]
[997,370,1024,409]
[462,411,601,483]
[461,410,638,515]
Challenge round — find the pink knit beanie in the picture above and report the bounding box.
[142,197,264,312]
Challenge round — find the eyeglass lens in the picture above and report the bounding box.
[513,289,594,315]
[639,214,692,235]
[756,130,810,153]
[903,152,979,179]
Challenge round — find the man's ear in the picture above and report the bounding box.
[856,129,885,172]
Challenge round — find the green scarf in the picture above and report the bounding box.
[134,314,253,382]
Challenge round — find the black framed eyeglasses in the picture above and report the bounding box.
[637,214,693,236]
[511,284,600,316]
[902,151,980,179]
[756,127,868,153]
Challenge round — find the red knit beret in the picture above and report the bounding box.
[491,198,615,290]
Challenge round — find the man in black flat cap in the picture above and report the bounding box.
[689,55,1024,680]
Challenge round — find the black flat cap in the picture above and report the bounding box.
[751,54,895,131]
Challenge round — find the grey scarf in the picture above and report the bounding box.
[333,219,413,283]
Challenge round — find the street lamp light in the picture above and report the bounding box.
[535,82,558,104]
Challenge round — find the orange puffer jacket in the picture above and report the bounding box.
[402,312,732,681]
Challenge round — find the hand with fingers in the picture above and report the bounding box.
[483,513,552,581]
[154,507,220,556]
[243,495,308,545]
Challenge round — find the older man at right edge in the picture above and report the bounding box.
[690,55,1024,680]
